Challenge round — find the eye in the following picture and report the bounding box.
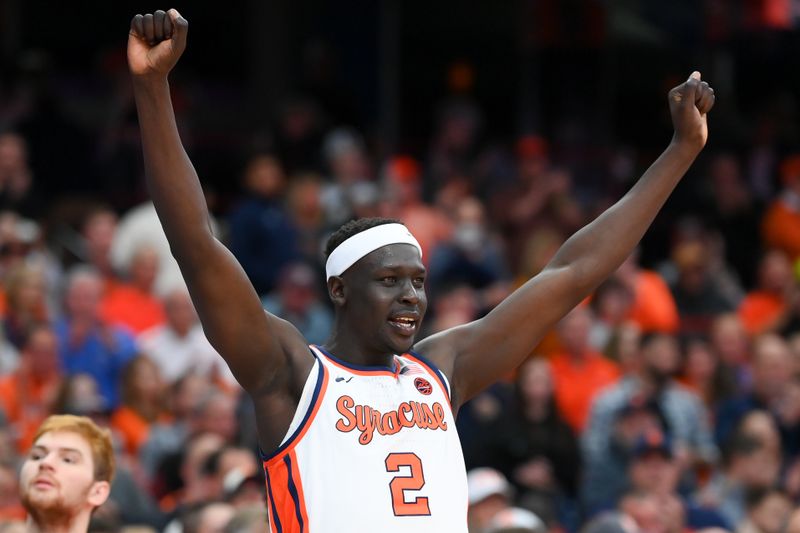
[380,276,397,285]
[413,277,425,288]
[62,454,80,464]
[29,450,43,461]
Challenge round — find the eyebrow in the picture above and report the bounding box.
[30,445,84,456]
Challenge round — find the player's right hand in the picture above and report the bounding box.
[128,9,188,78]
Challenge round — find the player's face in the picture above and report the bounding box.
[19,431,106,520]
[344,243,427,354]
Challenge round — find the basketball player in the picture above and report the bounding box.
[19,415,115,533]
[128,9,714,532]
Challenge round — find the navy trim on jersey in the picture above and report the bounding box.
[259,353,326,462]
[313,344,399,374]
[285,454,305,531]
[408,350,451,399]
[265,468,283,533]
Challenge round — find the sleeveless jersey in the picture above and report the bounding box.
[261,344,468,532]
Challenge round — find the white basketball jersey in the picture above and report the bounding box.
[261,344,468,532]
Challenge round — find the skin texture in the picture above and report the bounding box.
[19,431,110,533]
[128,10,714,452]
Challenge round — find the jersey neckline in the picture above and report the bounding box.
[312,344,401,374]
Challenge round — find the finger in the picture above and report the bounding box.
[162,9,174,39]
[168,9,189,52]
[153,10,166,42]
[680,71,701,108]
[698,89,715,115]
[131,14,144,38]
[143,13,155,44]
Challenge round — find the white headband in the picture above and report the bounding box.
[326,223,422,279]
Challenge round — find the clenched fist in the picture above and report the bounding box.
[128,9,188,78]
[668,71,715,150]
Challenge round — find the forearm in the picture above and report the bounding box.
[132,75,214,264]
[551,141,700,289]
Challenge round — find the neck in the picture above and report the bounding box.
[26,511,90,533]
[324,323,398,368]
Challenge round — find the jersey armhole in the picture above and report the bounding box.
[259,349,327,463]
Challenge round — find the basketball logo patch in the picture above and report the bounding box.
[414,377,433,395]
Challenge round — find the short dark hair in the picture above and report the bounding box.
[324,217,401,258]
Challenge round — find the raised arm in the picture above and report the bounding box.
[127,10,309,396]
[419,72,715,406]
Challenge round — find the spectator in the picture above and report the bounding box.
[261,262,333,346]
[181,501,236,533]
[736,489,792,533]
[715,334,794,449]
[762,154,800,261]
[110,355,168,457]
[81,207,119,288]
[100,245,165,334]
[137,288,233,387]
[614,251,680,335]
[55,266,137,409]
[549,306,620,432]
[227,154,299,295]
[319,128,372,226]
[0,133,43,219]
[0,324,62,452]
[589,278,635,353]
[737,249,796,336]
[710,313,753,392]
[681,335,736,411]
[481,358,580,528]
[467,467,513,533]
[1,264,48,350]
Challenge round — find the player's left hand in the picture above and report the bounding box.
[668,71,715,150]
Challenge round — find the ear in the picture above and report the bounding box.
[327,276,346,307]
[87,480,111,507]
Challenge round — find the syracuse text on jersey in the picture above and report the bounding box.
[334,394,449,445]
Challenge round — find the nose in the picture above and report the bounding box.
[399,279,419,304]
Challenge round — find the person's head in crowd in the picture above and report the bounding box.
[179,433,226,506]
[383,155,422,208]
[722,432,780,491]
[191,390,239,443]
[81,207,117,278]
[19,415,114,533]
[182,501,236,533]
[486,507,547,533]
[617,490,668,533]
[557,306,593,358]
[754,249,794,295]
[737,410,781,457]
[206,446,259,501]
[286,173,324,229]
[592,278,635,330]
[4,264,47,326]
[516,358,556,420]
[54,374,107,418]
[0,212,38,272]
[242,154,286,200]
[170,373,212,417]
[0,133,32,196]
[515,135,549,184]
[683,335,734,408]
[710,313,750,368]
[467,468,513,533]
[322,128,369,184]
[222,504,267,533]
[119,355,165,422]
[451,196,493,257]
[605,321,642,375]
[672,239,711,295]
[275,262,320,317]
[162,287,198,338]
[428,282,479,334]
[751,333,793,403]
[779,154,800,195]
[742,488,791,533]
[127,245,159,294]
[641,333,681,390]
[20,323,60,380]
[63,265,104,324]
[613,397,667,452]
[627,431,680,498]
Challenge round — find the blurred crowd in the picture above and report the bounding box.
[2,2,800,532]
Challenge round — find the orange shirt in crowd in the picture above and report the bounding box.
[738,291,786,336]
[111,406,171,457]
[100,284,165,334]
[0,372,61,452]
[549,351,620,432]
[628,270,679,333]
[762,200,800,261]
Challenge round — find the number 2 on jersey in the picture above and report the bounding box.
[385,452,431,516]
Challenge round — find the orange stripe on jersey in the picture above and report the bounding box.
[265,459,298,532]
[288,450,309,527]
[403,353,452,410]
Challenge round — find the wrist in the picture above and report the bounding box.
[668,137,704,159]
[131,72,170,90]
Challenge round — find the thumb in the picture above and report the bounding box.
[680,71,702,107]
[168,9,189,51]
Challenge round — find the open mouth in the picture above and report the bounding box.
[388,316,417,334]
